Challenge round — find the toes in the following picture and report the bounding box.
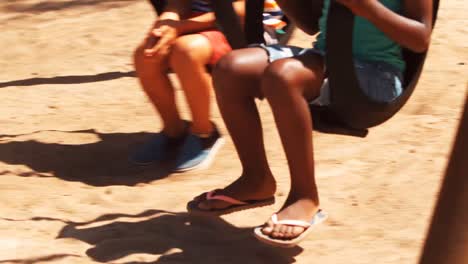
[197,198,231,210]
[261,220,274,235]
[262,223,306,240]
[190,193,207,206]
[278,224,289,238]
[192,190,225,210]
[291,226,305,238]
[271,231,284,239]
[197,200,212,210]
[193,192,209,202]
[271,224,285,239]
[284,226,295,239]
[193,189,221,203]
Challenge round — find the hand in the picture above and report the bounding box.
[144,19,181,58]
[335,0,376,18]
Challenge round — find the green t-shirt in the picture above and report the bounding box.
[315,0,405,72]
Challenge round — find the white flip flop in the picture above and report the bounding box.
[254,209,328,248]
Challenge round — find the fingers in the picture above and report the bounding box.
[142,27,162,53]
[151,27,164,38]
[149,33,171,55]
[144,27,166,57]
[144,35,158,51]
[144,26,175,58]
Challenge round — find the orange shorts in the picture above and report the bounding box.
[189,12,232,65]
[199,30,232,65]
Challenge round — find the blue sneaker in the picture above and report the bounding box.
[173,126,225,172]
[129,132,186,166]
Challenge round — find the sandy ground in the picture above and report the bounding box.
[0,0,466,263]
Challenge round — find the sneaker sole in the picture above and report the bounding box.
[173,137,225,173]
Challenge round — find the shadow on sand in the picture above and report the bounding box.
[0,129,174,186]
[44,210,302,263]
[0,71,135,89]
[0,254,81,264]
[1,210,302,263]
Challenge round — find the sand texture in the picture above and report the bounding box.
[0,0,467,263]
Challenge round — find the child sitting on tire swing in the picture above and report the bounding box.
[132,0,288,172]
[187,0,434,247]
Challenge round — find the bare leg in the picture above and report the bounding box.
[169,34,215,135]
[196,48,277,210]
[134,44,185,137]
[260,52,325,239]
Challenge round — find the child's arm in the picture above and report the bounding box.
[275,0,323,35]
[144,0,191,57]
[145,0,245,57]
[157,0,191,21]
[337,0,433,53]
[177,1,246,35]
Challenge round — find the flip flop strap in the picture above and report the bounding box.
[206,190,248,205]
[271,214,311,228]
[271,210,327,228]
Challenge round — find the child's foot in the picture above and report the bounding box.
[189,171,277,212]
[173,124,225,172]
[129,131,187,166]
[261,196,320,240]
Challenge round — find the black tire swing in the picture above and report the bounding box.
[211,0,440,135]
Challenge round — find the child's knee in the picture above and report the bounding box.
[134,44,168,72]
[169,38,200,66]
[212,53,243,94]
[214,52,240,76]
[214,51,252,83]
[261,60,300,98]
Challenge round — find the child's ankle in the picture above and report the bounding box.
[190,122,215,138]
[164,120,189,138]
